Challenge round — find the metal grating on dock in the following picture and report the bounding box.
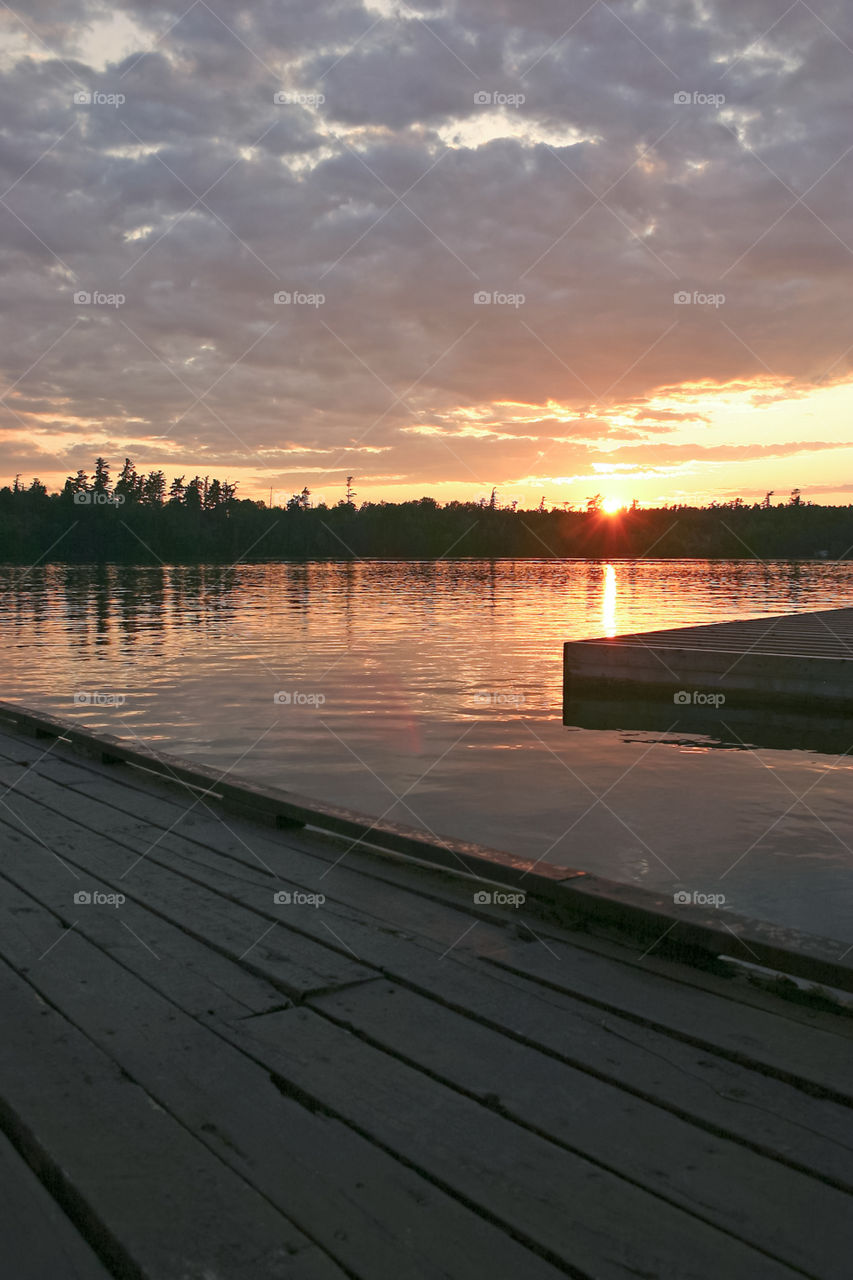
[591,607,853,657]
[564,607,853,706]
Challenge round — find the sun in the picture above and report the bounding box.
[601,496,624,514]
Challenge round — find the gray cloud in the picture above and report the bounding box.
[1,0,853,495]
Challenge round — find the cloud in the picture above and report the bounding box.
[1,0,853,498]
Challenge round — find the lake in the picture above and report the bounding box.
[3,558,853,942]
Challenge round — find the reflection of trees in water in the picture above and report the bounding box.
[4,565,246,655]
[3,560,853,674]
[91,565,113,644]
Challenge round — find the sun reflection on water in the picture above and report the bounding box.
[602,563,617,636]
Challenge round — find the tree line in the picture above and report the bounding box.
[1,459,852,562]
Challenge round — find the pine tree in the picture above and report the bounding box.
[142,471,166,506]
[92,457,111,495]
[115,457,141,503]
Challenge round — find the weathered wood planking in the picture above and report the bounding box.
[0,776,374,1002]
[0,1129,113,1280]
[307,979,853,1272]
[2,748,849,1104]
[3,698,853,991]
[14,731,851,1039]
[0,952,344,1280]
[0,713,851,1278]
[1,736,851,1190]
[235,1007,810,1280]
[0,876,562,1280]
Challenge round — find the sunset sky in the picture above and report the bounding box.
[3,0,853,508]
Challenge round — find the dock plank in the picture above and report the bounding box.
[0,874,570,1280]
[4,752,851,1101]
[0,823,290,1024]
[19,732,853,1037]
[0,951,344,1280]
[0,1129,113,1280]
[0,715,850,1278]
[309,979,853,1273]
[0,782,377,1001]
[4,702,853,993]
[481,937,853,1102]
[236,1007,808,1280]
[1,754,850,1195]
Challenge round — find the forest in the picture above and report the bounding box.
[1,458,851,563]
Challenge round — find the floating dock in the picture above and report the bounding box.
[564,605,853,708]
[0,700,851,1278]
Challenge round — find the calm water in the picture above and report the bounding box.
[2,559,853,941]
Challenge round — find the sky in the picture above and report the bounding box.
[3,0,853,509]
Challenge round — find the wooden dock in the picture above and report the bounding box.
[564,606,853,708]
[0,702,851,1278]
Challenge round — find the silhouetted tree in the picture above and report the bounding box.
[115,457,142,504]
[3,459,853,563]
[142,470,166,506]
[92,457,111,495]
[287,486,311,511]
[184,477,204,511]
